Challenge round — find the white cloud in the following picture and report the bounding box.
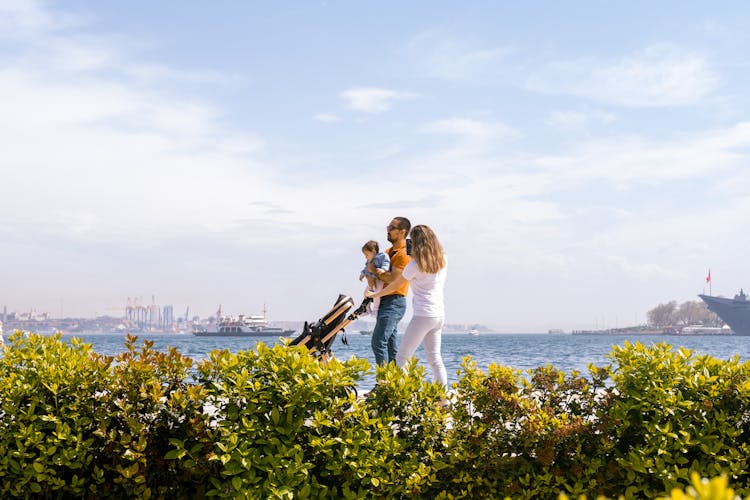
[531,122,750,189]
[407,30,512,81]
[527,44,719,107]
[124,63,242,87]
[420,117,520,143]
[544,109,616,130]
[606,255,684,282]
[0,15,271,245]
[314,112,341,123]
[0,0,87,37]
[340,87,415,113]
[573,192,750,291]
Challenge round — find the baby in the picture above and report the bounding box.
[359,240,390,314]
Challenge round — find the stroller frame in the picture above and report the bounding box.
[290,294,372,363]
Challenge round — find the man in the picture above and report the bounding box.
[369,216,411,365]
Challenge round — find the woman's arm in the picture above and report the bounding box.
[366,274,407,299]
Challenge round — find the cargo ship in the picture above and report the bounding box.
[698,289,750,336]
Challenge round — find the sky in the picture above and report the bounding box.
[2,1,750,332]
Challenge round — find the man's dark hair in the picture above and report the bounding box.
[394,216,411,234]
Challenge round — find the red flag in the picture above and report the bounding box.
[706,269,711,283]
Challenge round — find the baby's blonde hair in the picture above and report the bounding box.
[362,240,379,253]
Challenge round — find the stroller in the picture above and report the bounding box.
[290,294,372,363]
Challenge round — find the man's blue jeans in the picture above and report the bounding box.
[371,294,406,365]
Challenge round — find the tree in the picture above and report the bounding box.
[677,301,707,326]
[647,300,722,328]
[647,301,677,327]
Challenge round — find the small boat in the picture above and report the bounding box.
[193,305,295,337]
[468,329,479,336]
[359,329,373,335]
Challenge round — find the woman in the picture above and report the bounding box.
[366,224,447,386]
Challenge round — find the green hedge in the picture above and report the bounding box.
[1,333,750,499]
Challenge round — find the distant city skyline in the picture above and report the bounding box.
[2,2,750,332]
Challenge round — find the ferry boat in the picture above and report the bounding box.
[678,325,734,336]
[699,289,750,336]
[192,305,295,337]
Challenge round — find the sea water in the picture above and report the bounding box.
[64,332,750,390]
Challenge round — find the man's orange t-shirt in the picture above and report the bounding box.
[386,240,411,297]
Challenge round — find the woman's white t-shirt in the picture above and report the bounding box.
[401,256,447,318]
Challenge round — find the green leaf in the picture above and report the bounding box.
[121,462,139,479]
[164,449,186,460]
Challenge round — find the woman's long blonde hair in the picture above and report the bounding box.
[410,225,445,274]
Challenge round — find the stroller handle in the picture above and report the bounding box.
[290,295,373,359]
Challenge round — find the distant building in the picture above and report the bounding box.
[163,305,174,329]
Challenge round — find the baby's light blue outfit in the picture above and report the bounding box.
[362,252,390,278]
[362,251,391,315]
